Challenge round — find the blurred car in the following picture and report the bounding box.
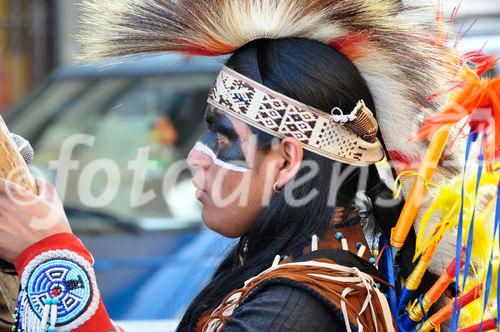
[5,53,235,327]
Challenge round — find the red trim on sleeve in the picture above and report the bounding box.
[72,300,115,332]
[14,232,116,331]
[15,232,92,276]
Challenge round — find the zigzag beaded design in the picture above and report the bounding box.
[208,66,384,166]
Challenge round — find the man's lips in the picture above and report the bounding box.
[192,179,207,193]
[192,179,208,200]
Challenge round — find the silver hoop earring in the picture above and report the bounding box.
[273,182,282,193]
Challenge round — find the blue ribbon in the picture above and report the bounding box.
[398,287,416,313]
[400,311,417,331]
[381,238,397,317]
[398,294,428,332]
[451,130,474,329]
[451,130,485,330]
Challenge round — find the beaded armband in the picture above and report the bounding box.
[14,250,100,332]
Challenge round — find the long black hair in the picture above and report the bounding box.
[177,38,421,331]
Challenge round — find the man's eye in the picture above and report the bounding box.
[217,133,230,146]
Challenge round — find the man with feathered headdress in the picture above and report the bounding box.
[0,1,497,331]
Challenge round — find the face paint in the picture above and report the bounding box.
[193,141,249,173]
[193,108,251,173]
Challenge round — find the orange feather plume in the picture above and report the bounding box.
[415,54,500,171]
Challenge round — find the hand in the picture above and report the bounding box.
[0,177,72,263]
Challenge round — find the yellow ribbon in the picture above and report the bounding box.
[393,171,434,200]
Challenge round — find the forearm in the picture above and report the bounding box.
[13,233,118,332]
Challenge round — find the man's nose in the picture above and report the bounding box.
[187,146,212,170]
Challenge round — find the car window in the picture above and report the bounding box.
[34,79,134,161]
[9,79,92,135]
[10,75,214,231]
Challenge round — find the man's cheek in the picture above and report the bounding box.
[212,170,237,193]
[209,169,245,198]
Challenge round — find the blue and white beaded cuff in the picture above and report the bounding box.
[17,250,100,332]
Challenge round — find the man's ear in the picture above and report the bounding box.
[275,137,303,190]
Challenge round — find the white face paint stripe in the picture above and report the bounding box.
[193,142,249,173]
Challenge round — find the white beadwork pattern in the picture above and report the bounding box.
[17,250,100,332]
[208,66,384,166]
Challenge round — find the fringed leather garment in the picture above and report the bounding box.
[197,249,396,332]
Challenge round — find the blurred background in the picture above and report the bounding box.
[0,0,499,331]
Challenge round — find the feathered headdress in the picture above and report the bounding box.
[78,0,460,173]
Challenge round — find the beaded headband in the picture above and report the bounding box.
[207,66,384,166]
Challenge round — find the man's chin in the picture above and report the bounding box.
[201,213,243,238]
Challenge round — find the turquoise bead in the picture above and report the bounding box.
[51,298,60,305]
[48,327,56,332]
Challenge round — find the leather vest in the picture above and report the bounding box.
[196,249,396,332]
